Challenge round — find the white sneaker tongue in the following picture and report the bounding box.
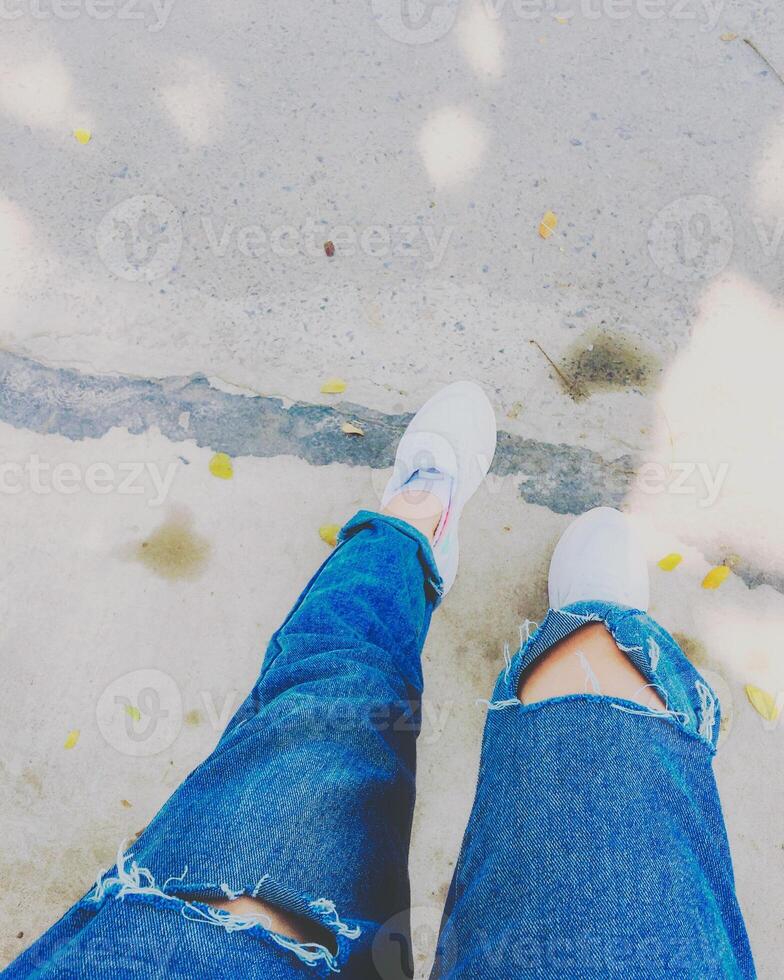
[401,467,453,511]
[397,430,459,484]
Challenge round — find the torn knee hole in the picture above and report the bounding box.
[88,846,361,970]
[518,623,667,710]
[181,893,337,953]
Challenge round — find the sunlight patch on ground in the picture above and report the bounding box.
[455,1,505,79]
[693,587,784,696]
[159,57,227,145]
[0,197,55,326]
[418,106,487,190]
[627,273,784,594]
[0,51,88,134]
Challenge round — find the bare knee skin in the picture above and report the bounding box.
[183,894,335,949]
[518,623,667,711]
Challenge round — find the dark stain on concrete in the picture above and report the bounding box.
[672,632,712,670]
[135,514,210,581]
[434,881,450,903]
[561,329,661,401]
[20,768,43,800]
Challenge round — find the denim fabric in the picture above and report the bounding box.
[432,603,755,979]
[4,513,754,979]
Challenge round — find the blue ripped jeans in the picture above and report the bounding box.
[5,512,755,979]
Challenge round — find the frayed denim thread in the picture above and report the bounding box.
[83,846,361,973]
[496,601,721,754]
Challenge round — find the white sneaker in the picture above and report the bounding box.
[547,507,649,611]
[381,381,497,595]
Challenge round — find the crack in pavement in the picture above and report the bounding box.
[0,350,779,594]
[0,351,633,514]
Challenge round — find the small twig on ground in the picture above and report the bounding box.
[743,38,784,87]
[529,340,582,401]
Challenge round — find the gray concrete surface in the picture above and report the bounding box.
[1,0,783,975]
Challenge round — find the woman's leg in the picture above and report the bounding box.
[202,488,443,937]
[5,509,440,979]
[432,508,755,979]
[4,380,497,980]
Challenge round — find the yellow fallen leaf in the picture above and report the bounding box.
[125,704,141,722]
[319,524,341,547]
[341,420,364,436]
[209,452,233,479]
[73,128,91,144]
[321,378,347,394]
[657,552,683,571]
[720,32,737,42]
[538,210,558,239]
[120,799,133,808]
[745,684,780,721]
[64,730,80,749]
[702,565,731,589]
